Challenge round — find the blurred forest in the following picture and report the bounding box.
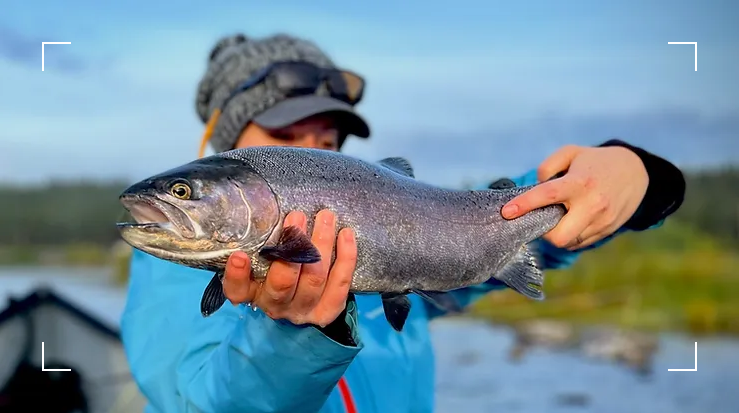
[472,166,739,336]
[0,166,737,334]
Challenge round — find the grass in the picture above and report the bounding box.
[469,220,739,336]
[0,242,133,287]
[0,243,112,267]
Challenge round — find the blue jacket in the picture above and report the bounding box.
[120,170,661,413]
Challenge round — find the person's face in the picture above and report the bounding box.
[234,114,341,151]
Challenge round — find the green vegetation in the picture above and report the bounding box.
[676,166,739,243]
[0,243,112,266]
[471,165,739,336]
[470,219,739,336]
[0,180,129,245]
[0,167,737,334]
[0,180,129,267]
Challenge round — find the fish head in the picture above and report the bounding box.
[116,157,279,268]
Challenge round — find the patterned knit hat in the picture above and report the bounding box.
[195,33,370,155]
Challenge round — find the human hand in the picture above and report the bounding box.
[502,144,649,250]
[221,209,358,327]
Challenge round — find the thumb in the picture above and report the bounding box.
[223,251,256,305]
[537,145,583,182]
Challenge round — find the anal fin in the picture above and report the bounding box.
[381,293,412,332]
[496,243,546,300]
[201,271,227,317]
[412,290,464,314]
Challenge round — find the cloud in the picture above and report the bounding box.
[341,108,739,188]
[1,2,736,188]
[0,24,89,74]
[2,94,735,187]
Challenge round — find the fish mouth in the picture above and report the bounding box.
[116,193,239,264]
[116,194,194,238]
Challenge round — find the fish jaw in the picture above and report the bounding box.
[116,194,238,270]
[117,222,236,267]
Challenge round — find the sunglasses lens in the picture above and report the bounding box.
[341,72,364,102]
[273,62,321,94]
[242,62,364,105]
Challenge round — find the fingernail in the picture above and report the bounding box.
[342,228,355,243]
[231,255,247,269]
[502,204,519,217]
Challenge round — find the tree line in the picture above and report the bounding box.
[0,167,737,247]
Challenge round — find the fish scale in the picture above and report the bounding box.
[220,147,561,292]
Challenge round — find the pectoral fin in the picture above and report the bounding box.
[259,225,321,263]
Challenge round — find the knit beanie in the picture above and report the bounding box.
[195,33,370,154]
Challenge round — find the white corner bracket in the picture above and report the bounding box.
[41,342,72,371]
[668,342,698,372]
[667,42,697,71]
[41,42,72,71]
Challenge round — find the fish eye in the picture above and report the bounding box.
[170,182,192,200]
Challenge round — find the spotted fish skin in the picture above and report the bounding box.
[216,147,564,292]
[118,146,565,331]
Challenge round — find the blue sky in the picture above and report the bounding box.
[1,0,737,187]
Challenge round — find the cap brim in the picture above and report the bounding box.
[252,95,370,138]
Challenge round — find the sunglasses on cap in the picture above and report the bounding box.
[198,61,365,158]
[227,61,364,107]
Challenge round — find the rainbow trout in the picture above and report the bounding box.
[117,146,565,331]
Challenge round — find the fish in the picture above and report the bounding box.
[116,146,566,332]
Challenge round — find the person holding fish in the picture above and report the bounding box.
[119,33,685,413]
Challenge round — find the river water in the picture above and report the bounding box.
[2,267,738,413]
[431,318,739,413]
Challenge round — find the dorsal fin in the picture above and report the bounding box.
[378,157,415,178]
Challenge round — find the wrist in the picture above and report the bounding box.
[313,294,360,347]
[598,139,686,230]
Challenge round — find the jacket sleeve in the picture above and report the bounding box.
[424,143,685,320]
[120,250,363,413]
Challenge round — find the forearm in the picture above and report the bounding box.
[122,252,362,413]
[175,310,361,413]
[125,305,361,413]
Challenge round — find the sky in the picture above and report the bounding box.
[1,0,737,187]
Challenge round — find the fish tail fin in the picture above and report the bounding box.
[496,242,546,300]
